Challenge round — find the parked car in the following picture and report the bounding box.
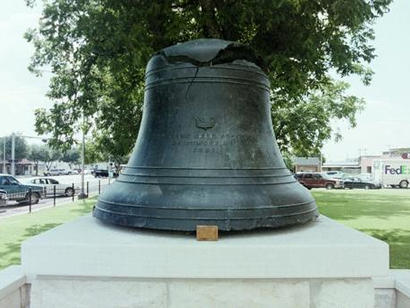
[0,189,7,206]
[0,174,44,204]
[82,169,92,175]
[342,177,382,190]
[357,173,374,181]
[295,172,343,190]
[325,171,345,179]
[67,169,80,175]
[44,168,70,176]
[94,169,119,178]
[26,177,80,197]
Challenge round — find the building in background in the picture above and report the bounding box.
[0,159,37,175]
[358,155,382,174]
[293,157,321,173]
[291,147,410,175]
[322,161,361,174]
[382,148,410,158]
[357,148,410,174]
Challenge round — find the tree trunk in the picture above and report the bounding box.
[46,161,52,171]
[199,0,221,38]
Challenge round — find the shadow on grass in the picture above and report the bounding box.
[314,191,410,221]
[68,200,95,215]
[0,223,63,270]
[0,241,22,269]
[0,200,97,270]
[359,228,410,269]
[24,223,62,237]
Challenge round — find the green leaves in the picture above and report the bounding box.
[28,144,62,170]
[26,0,391,162]
[272,79,365,157]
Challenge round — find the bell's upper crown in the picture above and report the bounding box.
[148,38,262,71]
[161,39,236,63]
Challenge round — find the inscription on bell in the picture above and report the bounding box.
[170,133,257,153]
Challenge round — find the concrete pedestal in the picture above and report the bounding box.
[21,215,389,308]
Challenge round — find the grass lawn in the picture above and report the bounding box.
[313,189,410,269]
[0,190,409,271]
[0,199,95,270]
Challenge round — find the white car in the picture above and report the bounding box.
[28,177,80,197]
[324,171,345,179]
[44,169,69,176]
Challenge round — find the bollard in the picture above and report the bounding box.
[86,181,89,196]
[53,185,56,207]
[28,188,32,213]
[98,180,101,195]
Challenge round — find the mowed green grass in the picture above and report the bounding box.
[0,199,95,270]
[313,189,410,268]
[0,190,409,271]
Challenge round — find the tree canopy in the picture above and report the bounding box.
[28,144,62,170]
[26,0,391,161]
[61,147,81,168]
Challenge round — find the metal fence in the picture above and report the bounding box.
[0,179,113,216]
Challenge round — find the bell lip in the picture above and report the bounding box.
[92,172,319,232]
[93,204,319,232]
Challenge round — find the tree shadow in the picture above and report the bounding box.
[0,200,98,270]
[0,241,23,269]
[314,191,410,221]
[1,223,63,270]
[68,199,96,215]
[24,223,62,237]
[359,228,410,269]
[69,205,94,215]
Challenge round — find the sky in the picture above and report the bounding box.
[0,0,50,145]
[322,0,410,161]
[0,1,409,160]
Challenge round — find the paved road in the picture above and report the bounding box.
[0,174,113,218]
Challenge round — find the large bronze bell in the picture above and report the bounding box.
[93,39,318,231]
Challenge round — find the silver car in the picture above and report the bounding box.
[28,177,80,197]
[43,168,71,176]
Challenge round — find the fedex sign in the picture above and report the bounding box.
[384,165,410,175]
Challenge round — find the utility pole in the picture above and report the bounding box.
[78,113,87,199]
[2,137,5,174]
[11,133,15,176]
[319,152,323,173]
[108,156,112,185]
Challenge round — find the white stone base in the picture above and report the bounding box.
[0,265,30,308]
[30,277,375,308]
[21,215,389,308]
[374,270,410,308]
